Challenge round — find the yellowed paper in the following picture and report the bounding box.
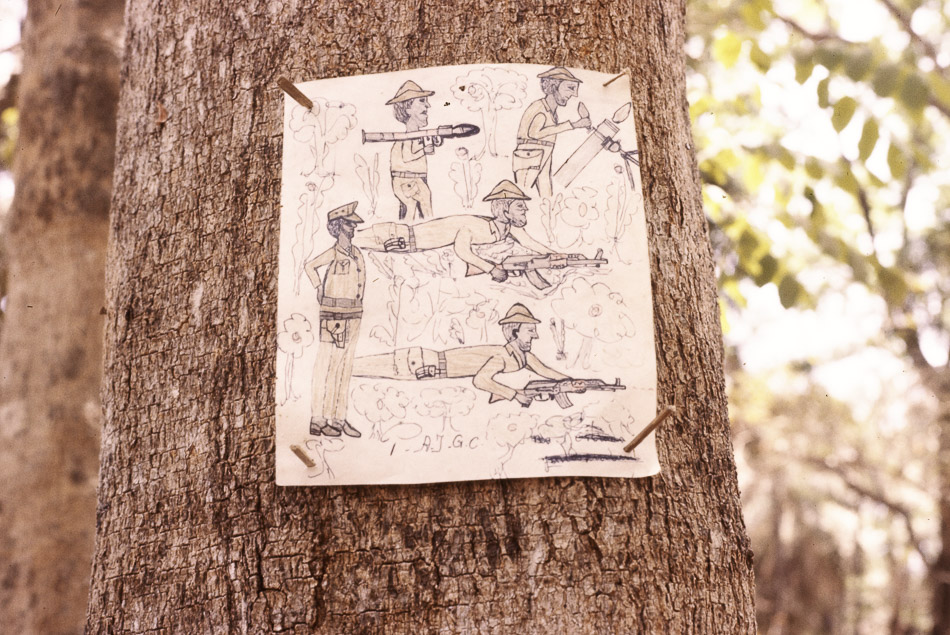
[276,64,657,485]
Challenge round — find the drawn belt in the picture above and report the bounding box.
[516,137,554,147]
[320,297,361,308]
[319,309,362,321]
[391,171,427,178]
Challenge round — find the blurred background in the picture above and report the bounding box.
[0,0,947,632]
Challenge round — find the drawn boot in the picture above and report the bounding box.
[333,419,361,438]
[311,417,341,437]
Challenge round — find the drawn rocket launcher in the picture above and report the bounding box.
[361,124,480,143]
[520,378,626,409]
[469,249,608,289]
[554,103,638,189]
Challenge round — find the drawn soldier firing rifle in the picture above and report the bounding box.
[353,179,608,288]
[353,303,624,407]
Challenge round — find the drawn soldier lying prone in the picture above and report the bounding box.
[352,303,624,407]
[352,180,606,289]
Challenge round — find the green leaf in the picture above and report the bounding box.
[713,33,743,68]
[858,119,879,161]
[805,157,824,179]
[817,77,830,108]
[929,73,950,110]
[845,50,873,81]
[778,275,804,309]
[834,166,859,195]
[750,43,772,71]
[815,45,845,71]
[739,3,766,30]
[753,254,779,286]
[899,72,930,111]
[887,144,907,179]
[738,228,761,260]
[832,97,857,132]
[794,52,815,83]
[872,64,900,97]
[877,267,909,307]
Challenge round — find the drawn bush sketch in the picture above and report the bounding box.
[448,147,482,207]
[288,96,357,179]
[552,278,637,369]
[452,66,527,158]
[276,313,315,404]
[276,65,657,486]
[353,152,381,216]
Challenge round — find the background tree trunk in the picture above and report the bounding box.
[87,0,755,631]
[0,0,123,632]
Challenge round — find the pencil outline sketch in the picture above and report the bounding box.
[513,67,591,199]
[353,151,382,216]
[276,313,315,405]
[452,66,528,158]
[288,96,358,179]
[448,146,483,207]
[551,278,637,369]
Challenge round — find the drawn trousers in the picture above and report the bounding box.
[514,157,553,199]
[392,175,432,220]
[312,317,361,422]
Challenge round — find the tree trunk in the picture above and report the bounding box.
[0,0,122,632]
[87,0,755,631]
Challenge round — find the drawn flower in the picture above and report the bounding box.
[551,278,637,369]
[352,384,410,424]
[277,313,314,358]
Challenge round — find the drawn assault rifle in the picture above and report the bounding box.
[361,124,480,144]
[519,378,626,409]
[467,249,608,289]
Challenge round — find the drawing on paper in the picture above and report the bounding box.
[277,64,656,486]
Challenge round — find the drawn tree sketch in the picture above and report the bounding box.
[351,383,414,442]
[291,182,324,294]
[415,387,476,434]
[539,187,603,250]
[448,147,482,207]
[288,97,358,179]
[487,412,539,478]
[276,313,315,404]
[353,152,381,216]
[533,412,587,460]
[552,278,637,369]
[464,292,500,344]
[452,66,527,158]
[304,437,345,479]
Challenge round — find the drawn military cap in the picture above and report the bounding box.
[326,201,364,223]
[536,67,582,83]
[482,179,531,201]
[498,303,541,325]
[385,80,435,105]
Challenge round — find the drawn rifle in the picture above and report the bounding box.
[519,377,626,409]
[361,124,480,144]
[467,249,607,289]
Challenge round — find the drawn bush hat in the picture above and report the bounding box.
[482,179,531,201]
[385,80,435,105]
[537,67,582,83]
[498,303,541,325]
[327,201,364,223]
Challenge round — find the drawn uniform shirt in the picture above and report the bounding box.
[305,244,365,343]
[390,139,428,178]
[512,99,573,178]
[455,341,568,402]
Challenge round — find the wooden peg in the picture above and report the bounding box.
[624,405,677,453]
[603,72,625,87]
[290,444,316,468]
[277,76,314,110]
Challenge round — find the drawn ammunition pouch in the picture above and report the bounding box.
[369,222,416,252]
[395,347,444,379]
[320,318,351,349]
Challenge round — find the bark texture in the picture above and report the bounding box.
[0,0,123,632]
[88,0,755,631]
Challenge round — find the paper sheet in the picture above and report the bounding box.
[275,64,657,485]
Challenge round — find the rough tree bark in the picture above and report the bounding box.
[87,0,755,631]
[0,0,123,632]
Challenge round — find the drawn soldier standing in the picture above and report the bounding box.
[387,80,442,221]
[353,179,555,282]
[353,303,570,406]
[305,202,366,438]
[512,67,591,198]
